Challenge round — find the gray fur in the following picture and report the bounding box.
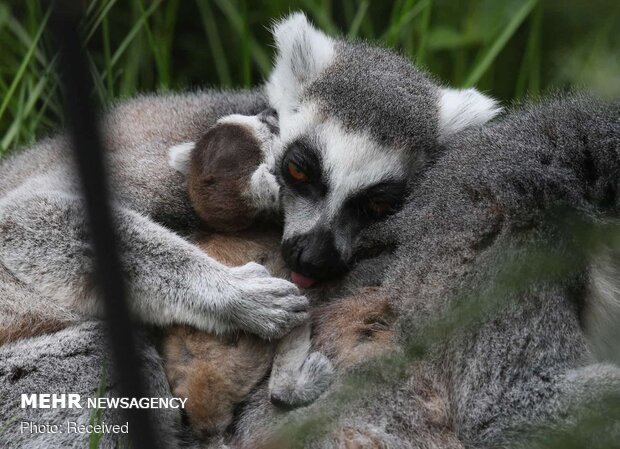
[0,89,305,448]
[0,89,309,340]
[0,322,187,449]
[231,95,620,448]
[2,11,618,449]
[384,95,620,448]
[308,40,440,152]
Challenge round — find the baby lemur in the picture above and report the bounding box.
[162,112,397,439]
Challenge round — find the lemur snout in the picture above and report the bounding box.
[281,228,348,284]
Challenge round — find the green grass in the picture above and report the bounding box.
[0,0,619,157]
[89,366,108,449]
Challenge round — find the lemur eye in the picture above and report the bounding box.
[367,200,392,217]
[287,162,308,182]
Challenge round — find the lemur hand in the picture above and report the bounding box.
[270,351,335,409]
[249,162,280,213]
[228,262,309,339]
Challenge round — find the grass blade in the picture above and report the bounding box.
[84,0,120,44]
[99,0,162,84]
[463,0,538,87]
[382,0,427,46]
[515,2,543,99]
[1,55,57,152]
[213,0,271,78]
[416,0,433,65]
[240,0,251,86]
[347,0,370,38]
[138,0,171,89]
[196,0,232,86]
[0,7,50,125]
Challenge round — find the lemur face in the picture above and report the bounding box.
[266,13,501,286]
[275,120,409,285]
[170,13,501,287]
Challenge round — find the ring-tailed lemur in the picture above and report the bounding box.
[231,95,620,449]
[0,12,498,354]
[159,10,501,424]
[0,12,503,449]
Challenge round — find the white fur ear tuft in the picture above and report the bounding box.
[267,12,335,114]
[168,142,195,175]
[438,88,502,139]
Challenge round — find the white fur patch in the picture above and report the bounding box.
[217,114,279,161]
[278,101,322,145]
[168,142,195,175]
[438,88,502,139]
[217,114,283,213]
[317,119,406,218]
[267,12,335,116]
[249,163,280,213]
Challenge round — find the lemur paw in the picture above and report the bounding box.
[270,352,335,409]
[229,262,309,339]
[232,261,272,278]
[249,163,280,213]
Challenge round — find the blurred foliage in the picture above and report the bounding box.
[0,0,619,155]
[265,212,620,448]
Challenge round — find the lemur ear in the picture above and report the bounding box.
[168,142,195,175]
[438,88,502,139]
[267,12,335,114]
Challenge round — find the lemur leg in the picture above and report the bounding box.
[0,184,307,339]
[0,263,79,344]
[269,322,335,408]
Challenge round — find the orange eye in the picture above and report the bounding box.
[288,162,308,181]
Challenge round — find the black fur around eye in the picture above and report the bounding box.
[280,140,326,196]
[348,181,408,221]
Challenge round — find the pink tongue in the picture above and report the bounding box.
[291,271,317,289]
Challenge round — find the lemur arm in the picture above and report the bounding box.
[0,180,307,338]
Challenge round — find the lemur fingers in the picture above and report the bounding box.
[227,262,309,339]
[270,351,334,409]
[249,162,280,213]
[268,322,334,409]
